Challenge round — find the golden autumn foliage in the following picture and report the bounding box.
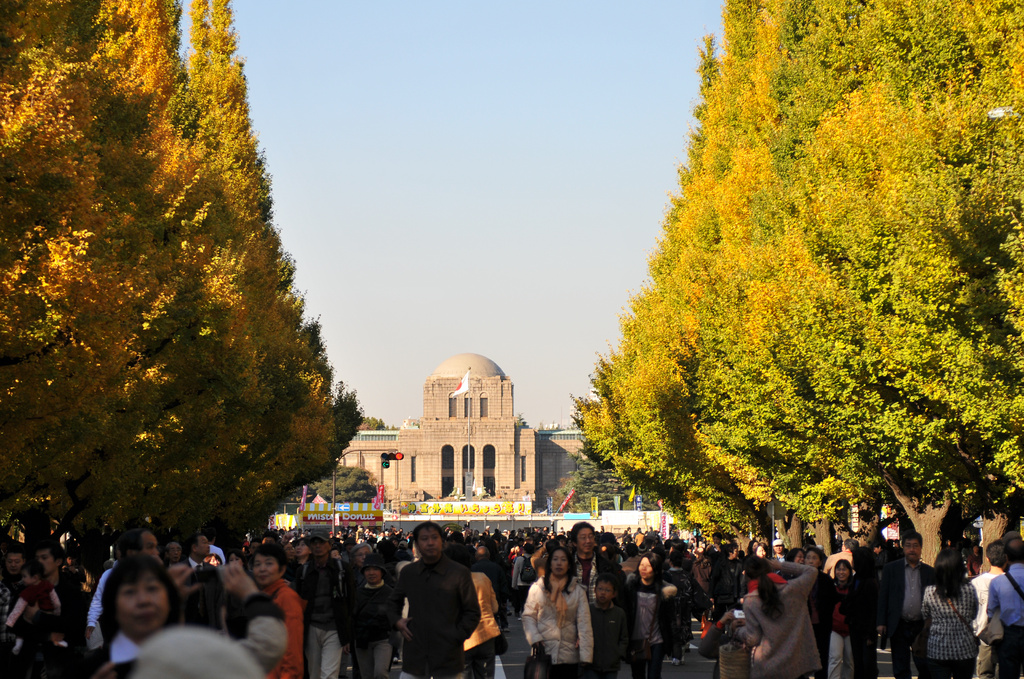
[0,0,357,538]
[576,0,1024,554]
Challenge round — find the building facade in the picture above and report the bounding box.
[340,353,583,504]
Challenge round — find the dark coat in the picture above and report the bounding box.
[710,557,744,606]
[843,576,878,637]
[621,574,677,651]
[471,559,509,603]
[294,557,357,644]
[354,583,393,648]
[810,570,837,634]
[33,572,88,647]
[876,558,935,638]
[589,603,629,672]
[182,563,225,629]
[386,554,481,676]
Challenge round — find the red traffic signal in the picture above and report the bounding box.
[380,452,403,468]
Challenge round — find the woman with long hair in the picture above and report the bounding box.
[725,555,821,679]
[622,551,677,679]
[921,548,979,679]
[805,547,837,679]
[522,545,593,679]
[846,547,878,679]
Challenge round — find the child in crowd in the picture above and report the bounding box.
[586,573,628,679]
[5,559,66,654]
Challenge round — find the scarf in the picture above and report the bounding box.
[547,575,569,626]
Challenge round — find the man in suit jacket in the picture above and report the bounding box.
[877,531,935,679]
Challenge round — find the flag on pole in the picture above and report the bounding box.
[628,486,636,502]
[299,485,308,511]
[557,489,576,513]
[451,369,471,397]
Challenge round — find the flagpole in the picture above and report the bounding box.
[467,367,472,500]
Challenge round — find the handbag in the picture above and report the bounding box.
[718,641,751,679]
[911,618,931,658]
[626,638,651,664]
[494,631,509,656]
[524,643,551,679]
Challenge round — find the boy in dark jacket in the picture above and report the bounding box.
[586,573,628,679]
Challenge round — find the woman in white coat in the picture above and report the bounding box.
[522,545,594,679]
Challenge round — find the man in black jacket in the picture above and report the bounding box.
[295,533,357,679]
[709,543,743,621]
[19,540,87,679]
[877,531,935,679]
[387,521,480,679]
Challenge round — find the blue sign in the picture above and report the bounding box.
[634,495,643,511]
[546,496,554,514]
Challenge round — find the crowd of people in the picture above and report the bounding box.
[0,520,1022,679]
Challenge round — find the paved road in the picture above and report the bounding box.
[383,611,903,679]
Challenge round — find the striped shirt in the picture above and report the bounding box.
[921,584,979,660]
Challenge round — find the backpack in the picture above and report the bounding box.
[519,558,537,584]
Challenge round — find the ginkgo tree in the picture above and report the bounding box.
[576,0,1024,561]
[0,0,359,542]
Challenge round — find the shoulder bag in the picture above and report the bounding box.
[979,609,1003,646]
[946,596,980,648]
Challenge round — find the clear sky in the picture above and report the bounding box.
[229,2,724,427]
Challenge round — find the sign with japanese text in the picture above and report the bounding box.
[399,501,533,516]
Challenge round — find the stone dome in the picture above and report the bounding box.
[430,353,505,378]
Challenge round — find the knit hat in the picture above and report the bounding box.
[130,627,262,679]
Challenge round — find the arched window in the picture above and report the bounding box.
[449,398,457,418]
[462,445,476,470]
[441,445,455,498]
[479,394,489,418]
[483,444,495,469]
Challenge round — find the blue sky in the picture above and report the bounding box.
[230,2,724,427]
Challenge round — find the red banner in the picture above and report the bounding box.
[557,489,576,513]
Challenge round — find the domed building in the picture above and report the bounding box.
[339,353,583,505]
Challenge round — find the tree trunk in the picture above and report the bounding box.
[79,527,115,592]
[784,510,804,549]
[811,519,833,556]
[939,504,971,550]
[881,469,951,565]
[982,512,1012,571]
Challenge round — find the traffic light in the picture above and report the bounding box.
[380,452,403,468]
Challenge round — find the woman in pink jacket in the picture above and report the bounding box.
[724,556,821,679]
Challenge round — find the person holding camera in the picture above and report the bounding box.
[727,556,821,679]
